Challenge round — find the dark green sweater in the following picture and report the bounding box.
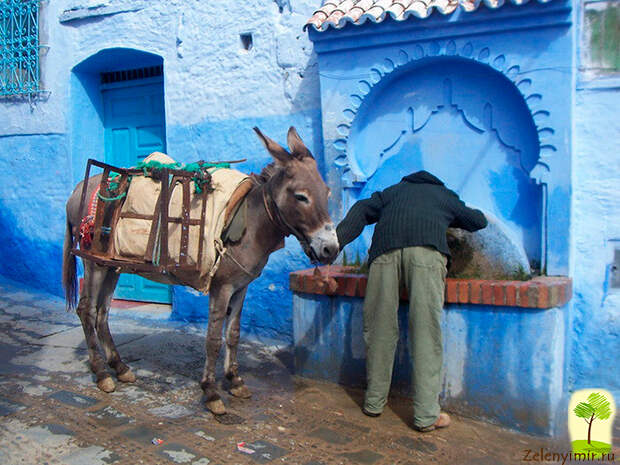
[336,171,487,264]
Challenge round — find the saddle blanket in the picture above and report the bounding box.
[113,152,249,292]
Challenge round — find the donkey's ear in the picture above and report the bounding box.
[254,127,290,164]
[287,126,313,160]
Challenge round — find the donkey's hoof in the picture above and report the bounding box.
[230,384,252,399]
[97,377,116,393]
[206,399,227,415]
[117,369,136,383]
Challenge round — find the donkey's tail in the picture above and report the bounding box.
[62,218,78,312]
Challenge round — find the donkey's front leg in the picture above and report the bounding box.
[224,286,251,399]
[201,284,233,415]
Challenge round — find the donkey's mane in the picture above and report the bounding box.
[253,162,279,184]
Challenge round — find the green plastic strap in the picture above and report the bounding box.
[133,160,231,194]
[97,191,127,202]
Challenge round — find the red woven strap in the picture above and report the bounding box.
[78,186,101,249]
[87,185,100,217]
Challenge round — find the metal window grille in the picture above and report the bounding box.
[100,66,163,85]
[0,0,41,97]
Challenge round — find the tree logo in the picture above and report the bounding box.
[569,389,615,459]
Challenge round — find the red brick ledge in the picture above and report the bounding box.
[290,266,573,309]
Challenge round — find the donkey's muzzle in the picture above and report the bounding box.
[309,223,339,265]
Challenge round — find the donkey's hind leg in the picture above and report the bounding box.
[201,283,234,415]
[78,263,115,392]
[95,269,136,384]
[224,286,251,399]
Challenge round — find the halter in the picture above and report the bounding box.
[261,179,321,264]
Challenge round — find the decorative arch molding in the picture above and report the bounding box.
[72,47,164,74]
[331,40,557,188]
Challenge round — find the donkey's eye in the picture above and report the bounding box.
[294,193,309,203]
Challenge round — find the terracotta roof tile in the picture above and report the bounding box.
[306,0,554,31]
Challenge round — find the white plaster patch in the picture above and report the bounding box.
[350,304,364,359]
[547,310,565,423]
[442,311,467,398]
[500,324,519,399]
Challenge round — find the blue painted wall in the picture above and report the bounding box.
[0,0,618,434]
[0,0,323,344]
[0,134,72,296]
[300,0,617,436]
[309,2,573,277]
[569,0,620,401]
[293,294,566,435]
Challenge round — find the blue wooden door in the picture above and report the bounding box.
[102,77,172,303]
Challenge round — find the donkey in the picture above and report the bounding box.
[62,127,339,415]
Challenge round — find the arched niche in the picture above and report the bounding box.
[70,48,165,184]
[344,57,543,269]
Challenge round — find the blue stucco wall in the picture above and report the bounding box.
[292,293,566,435]
[1,0,618,436]
[309,2,573,277]
[0,133,72,296]
[300,0,616,437]
[298,0,618,436]
[570,86,620,400]
[566,0,620,405]
[0,0,323,344]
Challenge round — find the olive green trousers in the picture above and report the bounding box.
[363,246,447,428]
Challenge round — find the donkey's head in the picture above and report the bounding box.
[254,126,339,265]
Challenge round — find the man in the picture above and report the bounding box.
[336,170,487,432]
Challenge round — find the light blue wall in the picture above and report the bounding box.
[292,294,566,435]
[0,133,72,296]
[303,0,580,436]
[1,0,618,418]
[300,0,619,435]
[309,1,574,277]
[0,0,324,343]
[168,111,325,343]
[570,83,620,400]
[565,0,620,404]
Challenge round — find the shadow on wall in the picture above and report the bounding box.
[0,200,64,296]
[294,58,325,174]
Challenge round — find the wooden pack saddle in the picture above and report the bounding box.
[72,153,252,288]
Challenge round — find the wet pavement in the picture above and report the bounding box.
[0,277,608,465]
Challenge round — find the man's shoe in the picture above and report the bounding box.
[361,406,381,417]
[414,413,451,432]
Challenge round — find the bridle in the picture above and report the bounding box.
[261,178,321,264]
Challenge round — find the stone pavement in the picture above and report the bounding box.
[0,278,596,465]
